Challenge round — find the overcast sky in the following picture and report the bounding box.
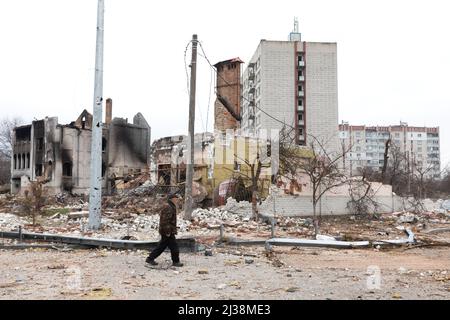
[0,0,449,168]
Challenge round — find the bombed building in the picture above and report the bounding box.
[10,99,151,195]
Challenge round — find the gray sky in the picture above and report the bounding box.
[0,0,449,168]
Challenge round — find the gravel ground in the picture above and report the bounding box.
[1,246,449,300]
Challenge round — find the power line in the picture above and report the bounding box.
[205,67,213,132]
[183,40,194,96]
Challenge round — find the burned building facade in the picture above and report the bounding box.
[10,99,151,195]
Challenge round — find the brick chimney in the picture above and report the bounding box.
[105,98,112,125]
[213,58,243,132]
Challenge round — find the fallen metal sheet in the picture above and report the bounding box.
[0,244,70,250]
[373,228,415,246]
[266,238,371,249]
[0,231,197,252]
[222,238,267,246]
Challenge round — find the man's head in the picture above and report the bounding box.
[167,192,181,207]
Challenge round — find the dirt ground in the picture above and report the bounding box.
[1,245,449,300]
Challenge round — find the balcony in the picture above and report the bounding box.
[298,104,304,111]
[298,61,305,67]
[298,76,305,82]
[298,91,304,97]
[248,69,255,80]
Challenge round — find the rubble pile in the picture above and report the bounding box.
[223,198,253,216]
[0,213,28,230]
[102,194,166,214]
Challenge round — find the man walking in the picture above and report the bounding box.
[146,193,184,267]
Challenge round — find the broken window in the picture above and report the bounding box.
[233,160,241,172]
[102,162,106,177]
[37,138,44,151]
[102,138,107,152]
[63,162,72,177]
[81,116,86,129]
[35,164,42,177]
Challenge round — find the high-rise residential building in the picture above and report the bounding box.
[241,24,339,153]
[339,122,441,179]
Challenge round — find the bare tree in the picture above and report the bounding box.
[347,170,380,217]
[230,137,270,221]
[278,126,351,234]
[21,178,47,226]
[0,117,23,158]
[0,117,23,185]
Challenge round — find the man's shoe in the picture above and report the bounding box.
[172,262,184,267]
[145,258,158,266]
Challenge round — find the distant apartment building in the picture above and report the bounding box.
[240,24,339,153]
[339,122,441,179]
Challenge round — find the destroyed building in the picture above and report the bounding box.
[10,99,151,195]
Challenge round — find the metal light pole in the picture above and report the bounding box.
[88,0,105,230]
[184,34,198,220]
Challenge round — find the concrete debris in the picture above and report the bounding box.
[442,200,450,211]
[397,212,418,224]
[223,198,253,216]
[67,211,89,220]
[217,284,227,290]
[316,234,337,241]
[244,258,254,264]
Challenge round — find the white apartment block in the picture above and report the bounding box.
[241,30,339,154]
[339,122,441,179]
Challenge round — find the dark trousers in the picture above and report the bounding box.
[148,234,180,263]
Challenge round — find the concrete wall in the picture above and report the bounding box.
[260,193,401,217]
[305,42,339,154]
[260,41,296,131]
[107,119,150,178]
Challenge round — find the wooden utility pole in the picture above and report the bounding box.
[184,34,198,220]
[88,0,105,230]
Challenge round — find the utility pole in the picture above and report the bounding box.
[88,0,105,230]
[184,34,198,220]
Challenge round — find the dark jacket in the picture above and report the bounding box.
[159,200,177,236]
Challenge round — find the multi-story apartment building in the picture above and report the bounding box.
[339,122,441,179]
[241,24,339,153]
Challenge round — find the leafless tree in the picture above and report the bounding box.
[230,138,270,221]
[0,117,23,185]
[0,117,23,158]
[347,170,380,217]
[278,126,351,234]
